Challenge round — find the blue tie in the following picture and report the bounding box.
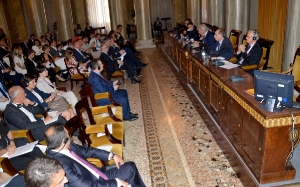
[0,82,8,98]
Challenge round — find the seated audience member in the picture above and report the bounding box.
[0,28,11,47]
[0,56,23,86]
[153,17,162,36]
[0,172,26,187]
[89,59,138,121]
[236,29,263,70]
[42,44,66,70]
[62,39,73,50]
[0,121,44,171]
[186,21,199,41]
[45,123,146,187]
[210,28,234,60]
[0,37,12,58]
[35,65,78,113]
[0,73,10,110]
[28,34,35,49]
[194,24,216,47]
[40,35,48,46]
[4,86,67,141]
[115,24,140,55]
[24,157,68,187]
[184,18,191,28]
[100,43,141,84]
[50,39,62,57]
[85,23,93,34]
[22,74,74,120]
[89,32,101,51]
[64,47,88,75]
[73,38,91,63]
[45,32,52,44]
[32,39,43,57]
[76,24,82,35]
[25,49,37,75]
[20,38,29,56]
[82,35,93,54]
[13,46,27,74]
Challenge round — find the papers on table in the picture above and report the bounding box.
[96,145,113,152]
[0,174,19,187]
[219,61,240,69]
[102,107,116,118]
[1,141,38,158]
[97,124,113,138]
[211,57,225,60]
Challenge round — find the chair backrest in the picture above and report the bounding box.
[291,46,300,82]
[99,55,112,80]
[257,37,274,70]
[229,29,242,53]
[75,96,96,125]
[64,115,86,145]
[79,83,98,107]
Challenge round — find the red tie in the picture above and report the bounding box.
[70,150,109,180]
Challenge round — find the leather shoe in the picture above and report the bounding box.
[130,112,138,116]
[124,116,138,121]
[142,63,148,67]
[132,79,141,84]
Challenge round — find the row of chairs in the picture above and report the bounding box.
[0,83,126,175]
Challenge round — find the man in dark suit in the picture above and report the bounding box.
[85,23,93,35]
[197,24,216,47]
[101,43,141,84]
[73,38,91,64]
[28,34,35,49]
[236,29,263,66]
[4,86,67,141]
[0,56,23,86]
[115,25,140,55]
[210,28,234,60]
[153,17,162,36]
[186,21,199,41]
[45,123,146,187]
[20,38,29,57]
[50,39,61,57]
[88,59,138,121]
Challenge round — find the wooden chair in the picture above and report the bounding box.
[64,58,88,90]
[100,56,125,83]
[241,34,274,71]
[229,29,242,53]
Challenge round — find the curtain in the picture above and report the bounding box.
[149,0,173,29]
[86,0,111,31]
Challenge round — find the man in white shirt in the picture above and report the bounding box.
[45,123,146,187]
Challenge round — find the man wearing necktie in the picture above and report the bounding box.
[210,28,234,60]
[45,123,146,187]
[88,59,138,121]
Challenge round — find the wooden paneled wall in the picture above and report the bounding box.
[258,0,288,70]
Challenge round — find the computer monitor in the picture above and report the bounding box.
[254,70,294,111]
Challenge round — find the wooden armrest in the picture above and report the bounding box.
[262,69,281,73]
[94,93,121,106]
[57,87,67,92]
[1,158,21,176]
[85,124,122,144]
[11,129,28,138]
[91,106,122,122]
[241,64,258,71]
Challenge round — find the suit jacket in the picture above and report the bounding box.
[73,48,89,63]
[88,71,114,95]
[28,39,35,49]
[210,37,234,60]
[236,42,263,66]
[101,52,118,75]
[0,47,9,58]
[50,46,60,57]
[47,142,117,187]
[4,103,46,140]
[25,87,51,109]
[25,58,36,75]
[0,56,10,71]
[0,73,8,98]
[20,42,29,56]
[202,30,216,47]
[186,27,199,41]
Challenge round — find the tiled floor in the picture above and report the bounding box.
[59,45,244,187]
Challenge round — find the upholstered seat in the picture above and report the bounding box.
[228,29,242,63]
[64,58,88,90]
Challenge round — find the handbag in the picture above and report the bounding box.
[47,95,70,112]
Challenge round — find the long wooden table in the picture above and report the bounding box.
[164,35,300,186]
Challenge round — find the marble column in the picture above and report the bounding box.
[225,0,249,36]
[173,0,186,25]
[134,0,155,49]
[201,0,211,24]
[209,0,225,28]
[186,0,201,26]
[108,0,127,37]
[26,0,47,37]
[52,0,74,41]
[282,0,300,70]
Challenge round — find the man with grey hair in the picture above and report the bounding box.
[197,24,216,47]
[24,157,68,187]
[4,86,67,141]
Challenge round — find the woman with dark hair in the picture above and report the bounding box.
[35,65,78,113]
[64,47,88,76]
[21,74,74,120]
[25,49,37,75]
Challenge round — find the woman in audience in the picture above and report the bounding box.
[35,64,78,113]
[31,39,43,56]
[64,47,88,75]
[76,24,82,35]
[13,46,27,74]
[41,44,66,83]
[21,74,74,120]
[0,121,44,171]
[25,49,37,75]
